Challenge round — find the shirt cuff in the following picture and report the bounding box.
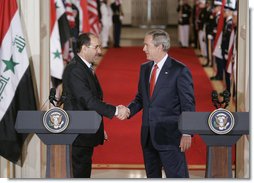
[183,134,191,136]
[114,106,118,116]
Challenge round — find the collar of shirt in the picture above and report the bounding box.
[78,54,93,69]
[155,53,168,71]
[150,53,168,81]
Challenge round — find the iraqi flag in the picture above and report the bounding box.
[50,0,64,79]
[0,0,37,163]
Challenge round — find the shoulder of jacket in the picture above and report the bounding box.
[141,60,153,67]
[66,58,85,71]
[170,57,187,69]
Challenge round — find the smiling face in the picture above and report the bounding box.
[142,32,169,63]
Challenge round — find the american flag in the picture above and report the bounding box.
[65,0,75,28]
[213,0,225,53]
[213,0,225,59]
[87,0,101,36]
[80,0,90,32]
[226,27,236,74]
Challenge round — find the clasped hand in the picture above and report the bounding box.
[116,105,130,120]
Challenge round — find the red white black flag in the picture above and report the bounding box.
[0,0,37,163]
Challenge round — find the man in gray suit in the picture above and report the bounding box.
[127,29,195,178]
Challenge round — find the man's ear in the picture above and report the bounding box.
[81,45,87,53]
[158,44,164,51]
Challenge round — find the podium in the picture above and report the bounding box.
[15,110,101,178]
[179,112,249,178]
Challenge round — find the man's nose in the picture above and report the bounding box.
[143,46,146,52]
[97,48,102,56]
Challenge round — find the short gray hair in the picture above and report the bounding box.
[146,29,170,52]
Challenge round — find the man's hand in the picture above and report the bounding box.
[116,105,130,120]
[179,135,192,152]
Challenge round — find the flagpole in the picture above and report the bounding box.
[39,0,51,178]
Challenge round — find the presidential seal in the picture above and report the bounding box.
[208,108,235,135]
[43,107,69,133]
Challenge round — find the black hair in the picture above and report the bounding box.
[76,32,95,53]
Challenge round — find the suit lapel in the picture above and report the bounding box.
[145,62,154,99]
[93,73,103,98]
[76,56,103,99]
[76,55,93,77]
[150,56,172,100]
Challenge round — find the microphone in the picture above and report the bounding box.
[49,88,57,106]
[222,90,230,101]
[58,91,67,107]
[211,90,219,109]
[221,90,231,108]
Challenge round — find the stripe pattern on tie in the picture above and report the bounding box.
[149,64,158,97]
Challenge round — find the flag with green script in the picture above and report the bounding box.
[0,0,37,164]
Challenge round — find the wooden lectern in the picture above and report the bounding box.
[179,111,249,178]
[15,110,101,178]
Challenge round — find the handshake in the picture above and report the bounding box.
[116,105,130,120]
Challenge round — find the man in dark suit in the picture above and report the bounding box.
[111,0,124,48]
[62,32,129,178]
[127,30,195,178]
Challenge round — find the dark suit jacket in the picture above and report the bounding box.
[111,2,122,24]
[62,55,116,147]
[177,4,192,25]
[128,56,195,151]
